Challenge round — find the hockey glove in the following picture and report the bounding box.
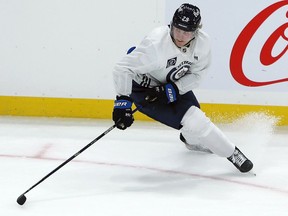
[113,95,134,130]
[149,83,179,104]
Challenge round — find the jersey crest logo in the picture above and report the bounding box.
[166,57,177,68]
[166,61,192,82]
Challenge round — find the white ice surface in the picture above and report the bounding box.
[0,113,287,216]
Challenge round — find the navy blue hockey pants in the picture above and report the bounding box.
[131,81,200,130]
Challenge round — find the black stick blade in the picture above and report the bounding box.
[17,194,27,205]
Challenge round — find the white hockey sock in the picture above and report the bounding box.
[181,106,235,157]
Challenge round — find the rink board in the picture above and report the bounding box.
[0,96,287,126]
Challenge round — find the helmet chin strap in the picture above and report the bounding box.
[183,38,194,47]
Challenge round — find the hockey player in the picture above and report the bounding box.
[112,3,253,173]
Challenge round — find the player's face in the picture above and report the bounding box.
[172,27,194,47]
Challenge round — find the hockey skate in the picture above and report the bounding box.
[227,147,253,173]
[180,133,213,153]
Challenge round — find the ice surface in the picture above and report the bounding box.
[0,114,287,216]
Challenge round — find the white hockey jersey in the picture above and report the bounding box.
[113,26,211,96]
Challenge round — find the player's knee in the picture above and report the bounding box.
[181,106,213,137]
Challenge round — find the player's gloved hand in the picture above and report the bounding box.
[113,95,134,130]
[146,83,179,104]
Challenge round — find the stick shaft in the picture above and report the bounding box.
[20,107,140,196]
[22,124,117,195]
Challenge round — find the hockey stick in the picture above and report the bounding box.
[16,106,142,206]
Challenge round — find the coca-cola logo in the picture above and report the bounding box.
[230,1,288,87]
